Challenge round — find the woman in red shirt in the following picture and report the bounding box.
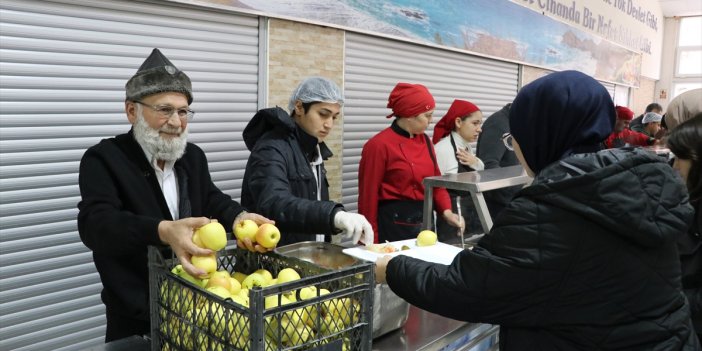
[358,83,463,243]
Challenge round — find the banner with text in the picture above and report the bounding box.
[510,0,663,80]
[194,0,652,85]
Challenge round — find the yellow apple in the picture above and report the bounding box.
[298,286,318,300]
[329,297,359,327]
[192,231,204,248]
[238,288,250,306]
[194,221,227,251]
[254,269,274,284]
[319,313,344,335]
[206,270,232,291]
[287,324,313,346]
[230,294,248,307]
[229,277,242,295]
[417,229,438,247]
[208,303,249,345]
[255,223,281,248]
[231,271,247,284]
[276,268,301,285]
[206,285,232,299]
[170,264,205,287]
[191,254,217,274]
[234,219,258,242]
[242,272,267,289]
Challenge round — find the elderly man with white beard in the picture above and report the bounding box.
[77,48,272,342]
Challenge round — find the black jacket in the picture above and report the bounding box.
[387,148,699,350]
[77,130,244,322]
[680,199,702,337]
[476,103,522,218]
[241,107,342,246]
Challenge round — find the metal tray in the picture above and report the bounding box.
[276,242,410,339]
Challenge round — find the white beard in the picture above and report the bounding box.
[132,109,188,162]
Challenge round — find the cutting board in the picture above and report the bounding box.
[342,239,465,265]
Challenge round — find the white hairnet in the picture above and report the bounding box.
[287,77,344,112]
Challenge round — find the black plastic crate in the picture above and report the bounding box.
[148,245,374,350]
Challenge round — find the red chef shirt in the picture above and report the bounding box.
[358,121,452,242]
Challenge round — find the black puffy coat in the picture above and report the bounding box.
[387,148,699,350]
[241,107,342,246]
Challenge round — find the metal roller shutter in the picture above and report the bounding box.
[601,81,616,99]
[342,32,519,211]
[0,0,259,349]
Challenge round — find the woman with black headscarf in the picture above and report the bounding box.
[374,71,699,350]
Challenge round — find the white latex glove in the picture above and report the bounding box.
[334,211,374,246]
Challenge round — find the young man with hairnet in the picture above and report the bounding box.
[240,77,373,250]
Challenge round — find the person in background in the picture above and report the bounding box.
[77,49,272,341]
[374,70,699,350]
[476,103,521,219]
[241,77,373,249]
[358,82,463,243]
[640,111,664,138]
[432,99,484,240]
[603,105,657,148]
[665,88,702,131]
[630,102,663,132]
[667,113,702,343]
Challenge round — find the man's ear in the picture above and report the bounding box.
[126,101,137,124]
[294,100,304,116]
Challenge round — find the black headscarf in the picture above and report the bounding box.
[508,70,615,174]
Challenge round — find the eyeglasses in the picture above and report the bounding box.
[502,132,514,151]
[134,101,194,121]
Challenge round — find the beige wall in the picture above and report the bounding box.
[267,18,345,203]
[521,66,553,87]
[630,77,657,114]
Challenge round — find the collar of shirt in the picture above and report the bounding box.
[391,119,413,138]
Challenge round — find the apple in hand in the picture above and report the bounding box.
[416,230,438,247]
[194,221,227,251]
[256,223,281,249]
[234,219,258,242]
[191,254,217,274]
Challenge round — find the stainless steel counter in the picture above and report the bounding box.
[372,305,498,351]
[422,165,531,233]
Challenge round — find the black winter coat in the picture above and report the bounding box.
[241,107,342,246]
[78,130,244,322]
[387,148,699,350]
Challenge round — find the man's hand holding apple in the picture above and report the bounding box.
[158,217,213,277]
[233,211,275,253]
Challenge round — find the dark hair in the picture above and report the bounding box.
[667,114,702,202]
[290,101,319,117]
[645,103,662,113]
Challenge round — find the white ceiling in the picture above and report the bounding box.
[658,0,702,17]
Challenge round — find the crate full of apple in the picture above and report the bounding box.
[147,233,374,350]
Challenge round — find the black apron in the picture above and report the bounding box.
[436,134,483,241]
[377,200,424,242]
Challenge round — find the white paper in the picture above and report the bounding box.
[343,239,464,265]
